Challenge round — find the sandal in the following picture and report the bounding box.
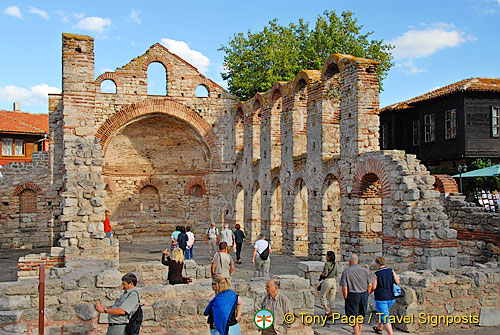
[372,326,382,334]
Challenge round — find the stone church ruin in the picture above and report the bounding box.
[0,33,499,334]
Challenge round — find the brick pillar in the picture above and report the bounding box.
[58,33,116,260]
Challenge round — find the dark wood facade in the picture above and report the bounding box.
[380,86,500,168]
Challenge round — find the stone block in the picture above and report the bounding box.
[2,323,27,334]
[51,305,75,321]
[297,261,324,272]
[479,307,500,326]
[78,273,96,288]
[74,303,98,321]
[50,246,65,257]
[0,295,31,310]
[96,269,122,288]
[0,310,23,323]
[427,256,450,270]
[154,300,179,320]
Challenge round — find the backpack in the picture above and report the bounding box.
[125,291,143,335]
[259,242,270,261]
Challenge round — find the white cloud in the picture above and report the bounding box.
[99,68,113,73]
[160,38,210,74]
[128,9,141,24]
[4,6,22,19]
[58,11,84,23]
[74,16,112,33]
[0,84,61,106]
[28,6,48,19]
[389,23,476,75]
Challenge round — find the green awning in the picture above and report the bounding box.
[452,164,500,177]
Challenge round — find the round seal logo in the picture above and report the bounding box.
[254,309,274,330]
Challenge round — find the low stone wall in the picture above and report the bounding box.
[393,263,500,332]
[0,260,314,335]
[442,194,500,265]
[17,247,65,280]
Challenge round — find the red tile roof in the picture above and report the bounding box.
[382,78,500,111]
[0,110,49,134]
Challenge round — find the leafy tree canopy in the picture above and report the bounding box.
[219,10,394,101]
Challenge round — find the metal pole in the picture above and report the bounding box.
[459,172,463,194]
[39,264,45,335]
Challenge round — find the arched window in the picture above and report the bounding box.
[190,184,204,197]
[147,62,167,95]
[19,189,37,214]
[100,79,117,94]
[139,185,160,212]
[195,85,209,97]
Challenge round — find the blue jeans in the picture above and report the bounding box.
[210,323,241,335]
[375,299,396,324]
[185,246,193,259]
[106,232,112,245]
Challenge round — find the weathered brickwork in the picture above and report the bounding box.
[232,54,459,269]
[441,193,500,265]
[0,152,60,249]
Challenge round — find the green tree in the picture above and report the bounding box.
[219,10,393,100]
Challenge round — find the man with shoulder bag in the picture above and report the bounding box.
[252,234,271,278]
[95,273,142,335]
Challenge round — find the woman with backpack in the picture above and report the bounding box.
[252,234,271,278]
[319,251,338,318]
[177,226,188,254]
[369,256,400,335]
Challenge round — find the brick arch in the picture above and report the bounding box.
[141,54,173,73]
[14,182,43,196]
[322,54,378,79]
[135,177,163,194]
[271,82,284,100]
[194,77,215,96]
[252,93,263,111]
[433,174,459,194]
[95,72,122,88]
[184,176,207,196]
[95,99,221,168]
[351,159,391,198]
[292,70,321,93]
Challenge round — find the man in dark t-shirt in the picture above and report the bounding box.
[233,224,245,264]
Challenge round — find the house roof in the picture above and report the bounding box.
[0,110,49,134]
[382,78,500,112]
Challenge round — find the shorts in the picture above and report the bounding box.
[375,299,396,324]
[345,291,368,318]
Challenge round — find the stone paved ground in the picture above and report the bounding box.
[0,246,50,282]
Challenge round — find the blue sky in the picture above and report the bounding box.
[1,0,499,114]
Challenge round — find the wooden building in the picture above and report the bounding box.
[380,78,500,168]
[0,103,49,165]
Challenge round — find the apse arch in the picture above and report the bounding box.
[95,99,221,169]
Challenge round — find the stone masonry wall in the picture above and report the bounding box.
[0,152,58,249]
[393,263,500,332]
[0,261,314,335]
[441,193,500,265]
[232,54,457,270]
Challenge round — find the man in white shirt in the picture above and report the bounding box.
[206,222,219,259]
[219,224,235,254]
[252,234,271,278]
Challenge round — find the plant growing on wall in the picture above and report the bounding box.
[219,10,394,101]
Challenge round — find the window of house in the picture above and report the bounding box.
[492,107,499,138]
[1,138,13,156]
[380,124,388,149]
[412,120,420,146]
[1,138,24,156]
[445,109,457,139]
[424,114,435,143]
[14,139,24,156]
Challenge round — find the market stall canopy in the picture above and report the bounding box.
[452,165,500,177]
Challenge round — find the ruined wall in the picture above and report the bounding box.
[232,54,457,269]
[0,152,58,249]
[442,193,500,265]
[53,33,237,259]
[0,264,314,335]
[394,263,500,332]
